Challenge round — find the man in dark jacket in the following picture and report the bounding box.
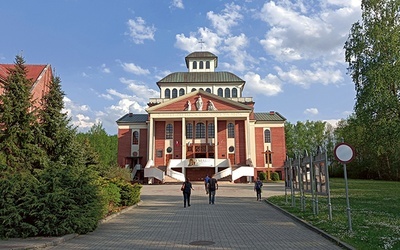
[207,177,218,204]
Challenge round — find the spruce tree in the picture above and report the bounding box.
[38,75,84,166]
[0,55,45,173]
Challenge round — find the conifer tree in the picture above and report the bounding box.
[0,55,45,173]
[38,75,84,166]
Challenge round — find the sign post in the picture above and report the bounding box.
[334,141,355,232]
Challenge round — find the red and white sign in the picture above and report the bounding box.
[334,143,355,164]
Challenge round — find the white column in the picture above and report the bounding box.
[182,117,186,159]
[214,116,218,172]
[246,116,250,161]
[148,116,154,162]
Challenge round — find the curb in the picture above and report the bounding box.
[265,199,355,250]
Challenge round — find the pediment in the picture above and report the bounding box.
[147,90,252,113]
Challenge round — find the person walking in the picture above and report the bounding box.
[181,178,194,208]
[204,174,210,194]
[207,177,218,204]
[254,177,263,201]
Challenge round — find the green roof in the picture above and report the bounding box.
[254,112,286,121]
[157,72,244,85]
[116,113,148,124]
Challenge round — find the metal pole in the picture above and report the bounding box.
[343,163,352,231]
[290,158,295,207]
[309,151,316,215]
[298,155,305,211]
[325,147,332,220]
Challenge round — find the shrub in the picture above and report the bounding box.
[258,172,266,181]
[109,178,142,207]
[34,163,104,236]
[271,172,280,181]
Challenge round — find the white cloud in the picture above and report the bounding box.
[304,108,319,115]
[207,3,243,36]
[258,1,361,63]
[175,27,221,53]
[121,62,150,75]
[243,72,282,96]
[171,0,184,9]
[275,65,343,88]
[101,64,111,74]
[126,17,156,44]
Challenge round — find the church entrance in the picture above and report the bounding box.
[186,144,215,158]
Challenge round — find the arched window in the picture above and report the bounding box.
[186,123,193,139]
[206,88,211,93]
[191,88,196,92]
[206,61,210,69]
[228,123,235,138]
[264,129,271,143]
[166,124,173,139]
[165,89,170,99]
[200,88,204,91]
[199,61,204,69]
[132,131,139,145]
[195,122,206,138]
[179,88,185,96]
[225,88,231,98]
[172,88,178,98]
[232,88,238,97]
[217,88,223,97]
[208,123,214,138]
[193,61,197,69]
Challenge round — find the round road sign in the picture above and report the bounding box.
[334,142,355,164]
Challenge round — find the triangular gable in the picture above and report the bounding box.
[147,89,252,113]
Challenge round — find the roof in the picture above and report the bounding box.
[254,112,286,121]
[185,51,218,68]
[0,64,48,84]
[157,72,244,86]
[116,113,148,124]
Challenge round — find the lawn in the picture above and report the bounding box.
[267,178,400,249]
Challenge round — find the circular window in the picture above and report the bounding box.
[166,147,173,153]
[229,146,235,152]
[132,151,138,157]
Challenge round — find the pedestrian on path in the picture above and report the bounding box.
[204,174,210,194]
[181,178,194,208]
[254,177,263,201]
[207,177,218,204]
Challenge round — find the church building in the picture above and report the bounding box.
[116,52,286,183]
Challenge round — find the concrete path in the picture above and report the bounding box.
[0,182,348,249]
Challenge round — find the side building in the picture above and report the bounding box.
[116,51,286,183]
[0,63,53,109]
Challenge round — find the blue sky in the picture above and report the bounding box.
[0,0,361,135]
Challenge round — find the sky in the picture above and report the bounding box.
[0,0,362,135]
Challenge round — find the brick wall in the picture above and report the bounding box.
[235,120,246,165]
[217,120,227,158]
[173,121,182,158]
[139,128,148,165]
[154,121,166,166]
[118,128,131,166]
[255,127,264,167]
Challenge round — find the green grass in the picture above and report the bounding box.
[267,178,400,249]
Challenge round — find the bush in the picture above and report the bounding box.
[109,178,142,207]
[258,172,266,181]
[271,172,280,181]
[34,163,104,236]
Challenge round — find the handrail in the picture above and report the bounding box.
[166,168,185,182]
[232,166,254,181]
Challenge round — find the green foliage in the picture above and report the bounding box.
[0,55,47,173]
[103,165,132,182]
[0,170,39,238]
[38,76,84,167]
[268,178,400,249]
[33,163,103,236]
[271,172,280,181]
[258,172,266,181]
[100,180,121,214]
[110,178,142,206]
[77,123,117,169]
[343,0,400,181]
[285,120,333,159]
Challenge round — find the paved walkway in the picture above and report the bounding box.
[0,182,350,250]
